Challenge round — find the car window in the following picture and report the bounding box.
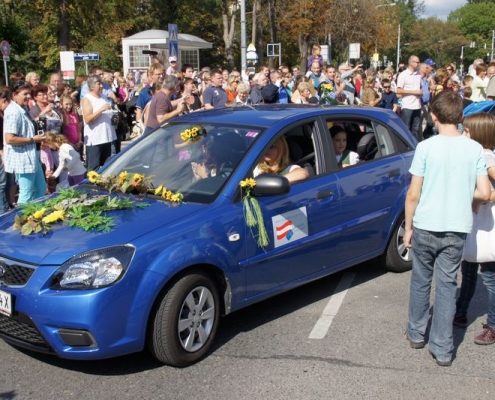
[250,121,319,180]
[102,122,263,203]
[325,118,403,169]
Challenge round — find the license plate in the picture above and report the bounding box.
[0,289,12,317]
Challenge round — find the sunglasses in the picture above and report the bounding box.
[383,85,391,88]
[12,80,29,92]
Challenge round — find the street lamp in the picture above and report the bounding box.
[460,42,476,76]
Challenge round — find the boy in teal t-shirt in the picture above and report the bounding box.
[404,91,491,366]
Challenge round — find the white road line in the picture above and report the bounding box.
[308,272,356,339]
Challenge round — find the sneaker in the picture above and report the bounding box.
[453,315,468,328]
[429,350,453,367]
[474,324,495,345]
[406,332,425,349]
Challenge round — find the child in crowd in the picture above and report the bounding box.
[39,141,55,194]
[462,86,473,108]
[307,44,323,69]
[44,133,86,187]
[60,95,83,154]
[460,75,474,99]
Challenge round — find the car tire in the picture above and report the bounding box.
[149,272,220,367]
[382,214,412,273]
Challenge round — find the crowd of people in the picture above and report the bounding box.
[1,48,495,366]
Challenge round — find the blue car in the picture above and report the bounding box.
[0,105,415,367]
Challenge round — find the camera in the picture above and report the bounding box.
[36,116,47,134]
[142,50,158,56]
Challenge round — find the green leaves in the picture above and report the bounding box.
[14,189,150,236]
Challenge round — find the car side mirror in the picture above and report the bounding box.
[251,174,290,196]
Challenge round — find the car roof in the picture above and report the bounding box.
[173,104,403,128]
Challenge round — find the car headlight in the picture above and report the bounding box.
[51,245,135,289]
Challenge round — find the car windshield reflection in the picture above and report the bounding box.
[103,123,263,203]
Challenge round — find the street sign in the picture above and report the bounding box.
[168,24,179,61]
[73,52,100,61]
[1,41,11,57]
[349,43,360,60]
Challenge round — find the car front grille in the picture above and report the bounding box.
[0,313,49,349]
[0,258,35,286]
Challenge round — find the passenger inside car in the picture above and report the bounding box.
[329,125,360,168]
[253,136,309,184]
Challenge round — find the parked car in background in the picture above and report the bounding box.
[0,105,415,367]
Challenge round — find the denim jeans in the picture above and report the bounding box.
[480,263,495,328]
[0,154,9,213]
[455,261,479,318]
[86,142,112,173]
[407,228,466,361]
[400,108,422,141]
[16,155,47,204]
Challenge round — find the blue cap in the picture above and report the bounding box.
[424,58,436,67]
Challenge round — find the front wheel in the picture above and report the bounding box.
[149,272,220,367]
[382,214,412,273]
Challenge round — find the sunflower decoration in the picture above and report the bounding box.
[239,178,269,249]
[180,125,207,144]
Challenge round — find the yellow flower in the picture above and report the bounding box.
[154,185,164,196]
[32,208,46,219]
[88,171,101,183]
[132,173,144,184]
[171,193,182,203]
[119,171,128,185]
[42,210,65,224]
[240,178,257,189]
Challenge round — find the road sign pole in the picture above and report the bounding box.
[3,58,8,87]
[85,61,89,75]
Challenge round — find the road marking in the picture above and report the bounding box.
[308,272,356,339]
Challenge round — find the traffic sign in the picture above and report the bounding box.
[74,52,100,61]
[1,41,11,57]
[168,24,179,61]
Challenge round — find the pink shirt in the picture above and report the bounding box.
[63,112,80,145]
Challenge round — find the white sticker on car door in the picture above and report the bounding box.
[272,206,308,248]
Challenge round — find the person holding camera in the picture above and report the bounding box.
[3,82,47,204]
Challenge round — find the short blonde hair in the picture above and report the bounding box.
[237,82,250,94]
[297,82,312,93]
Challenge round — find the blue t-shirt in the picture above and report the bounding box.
[136,85,152,110]
[380,91,398,110]
[203,85,228,109]
[409,134,486,233]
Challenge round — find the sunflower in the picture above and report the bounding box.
[42,210,65,224]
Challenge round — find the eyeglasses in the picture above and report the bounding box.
[382,85,391,89]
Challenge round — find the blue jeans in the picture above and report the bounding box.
[86,142,112,173]
[407,228,466,361]
[0,154,8,213]
[455,261,479,318]
[16,155,47,204]
[481,263,495,328]
[401,108,422,141]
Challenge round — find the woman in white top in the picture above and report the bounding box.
[471,63,488,102]
[81,75,116,172]
[253,136,308,184]
[329,126,359,168]
[44,133,86,186]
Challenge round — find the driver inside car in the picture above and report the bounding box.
[253,136,309,184]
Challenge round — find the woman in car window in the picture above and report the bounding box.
[253,136,308,184]
[330,125,359,168]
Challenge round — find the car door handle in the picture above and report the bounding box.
[316,190,333,200]
[388,169,400,179]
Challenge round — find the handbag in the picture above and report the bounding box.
[463,201,495,263]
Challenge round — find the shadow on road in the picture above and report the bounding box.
[9,259,388,375]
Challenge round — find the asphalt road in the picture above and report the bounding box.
[1,260,494,400]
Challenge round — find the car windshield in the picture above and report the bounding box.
[103,122,263,203]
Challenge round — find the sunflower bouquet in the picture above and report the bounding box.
[180,125,207,144]
[239,178,269,249]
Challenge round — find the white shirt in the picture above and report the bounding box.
[397,68,422,110]
[83,93,116,146]
[52,143,86,178]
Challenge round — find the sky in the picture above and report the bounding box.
[421,0,466,20]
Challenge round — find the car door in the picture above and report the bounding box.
[327,117,409,261]
[241,119,345,302]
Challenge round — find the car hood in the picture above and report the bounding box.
[0,195,205,265]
